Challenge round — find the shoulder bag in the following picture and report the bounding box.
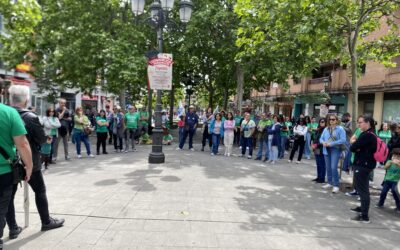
[0,145,26,185]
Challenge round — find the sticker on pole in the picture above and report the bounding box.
[147,53,173,90]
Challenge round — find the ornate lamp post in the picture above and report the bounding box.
[131,0,194,164]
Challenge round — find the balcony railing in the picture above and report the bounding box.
[309,76,330,84]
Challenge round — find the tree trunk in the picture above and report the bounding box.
[208,88,214,109]
[236,64,244,115]
[119,89,126,110]
[223,86,228,111]
[351,55,358,129]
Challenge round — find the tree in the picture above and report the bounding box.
[235,0,400,124]
[0,0,42,67]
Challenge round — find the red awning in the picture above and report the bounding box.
[9,77,31,86]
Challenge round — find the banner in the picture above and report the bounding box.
[147,53,173,90]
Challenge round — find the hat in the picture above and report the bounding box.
[127,105,134,109]
[189,105,195,109]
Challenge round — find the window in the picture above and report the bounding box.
[364,101,374,117]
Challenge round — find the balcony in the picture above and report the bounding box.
[309,76,330,84]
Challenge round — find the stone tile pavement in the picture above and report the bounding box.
[3,140,400,250]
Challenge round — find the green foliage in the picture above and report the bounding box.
[0,0,42,67]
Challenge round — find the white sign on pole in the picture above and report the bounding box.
[147,53,173,90]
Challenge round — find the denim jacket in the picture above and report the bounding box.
[319,126,347,155]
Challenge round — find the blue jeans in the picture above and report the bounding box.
[378,181,400,209]
[324,148,341,187]
[212,134,221,154]
[279,136,287,158]
[256,138,268,159]
[304,132,311,158]
[315,153,326,181]
[268,139,278,161]
[241,136,253,156]
[342,142,352,171]
[178,128,186,149]
[50,135,57,161]
[74,130,91,155]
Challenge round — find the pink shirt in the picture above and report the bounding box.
[224,120,235,132]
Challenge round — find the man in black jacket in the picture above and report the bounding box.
[350,115,377,223]
[6,85,64,239]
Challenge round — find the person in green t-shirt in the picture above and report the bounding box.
[279,116,293,158]
[378,122,392,145]
[308,117,319,139]
[124,105,139,153]
[0,103,33,245]
[73,107,94,158]
[376,148,400,211]
[139,107,149,135]
[255,113,270,161]
[96,110,109,155]
[163,133,173,145]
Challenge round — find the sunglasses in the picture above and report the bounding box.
[329,119,336,121]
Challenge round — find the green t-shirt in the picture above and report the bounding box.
[74,115,90,130]
[49,117,58,136]
[351,128,362,164]
[308,122,318,136]
[0,104,27,175]
[163,134,173,141]
[257,120,270,130]
[281,121,292,136]
[139,111,149,126]
[125,112,140,129]
[384,161,400,182]
[96,116,109,133]
[234,116,242,127]
[378,130,391,145]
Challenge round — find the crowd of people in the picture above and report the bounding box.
[177,106,400,223]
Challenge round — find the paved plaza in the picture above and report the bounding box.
[3,138,400,250]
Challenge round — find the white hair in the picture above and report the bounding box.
[8,85,30,106]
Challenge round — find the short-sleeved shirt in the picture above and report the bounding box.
[234,115,242,127]
[96,116,109,133]
[378,130,392,145]
[0,104,27,175]
[125,112,140,129]
[308,122,318,136]
[139,111,149,126]
[163,134,173,141]
[185,112,199,129]
[281,121,292,136]
[241,119,256,138]
[384,160,400,182]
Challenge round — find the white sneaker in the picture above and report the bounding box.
[190,148,195,152]
[176,148,182,151]
[211,153,215,156]
[288,160,292,163]
[124,150,128,153]
[296,161,301,164]
[77,155,82,159]
[306,156,311,160]
[322,184,332,189]
[247,155,252,159]
[332,187,340,193]
[89,154,95,158]
[271,161,276,165]
[227,153,231,157]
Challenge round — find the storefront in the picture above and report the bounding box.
[383,92,400,123]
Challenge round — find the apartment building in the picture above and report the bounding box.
[252,15,400,126]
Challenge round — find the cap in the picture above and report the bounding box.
[189,105,195,109]
[127,105,134,109]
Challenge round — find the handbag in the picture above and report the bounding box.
[0,145,26,185]
[84,125,94,136]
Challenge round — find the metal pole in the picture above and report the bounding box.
[148,26,165,164]
[24,182,29,228]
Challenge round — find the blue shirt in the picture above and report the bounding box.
[319,126,347,155]
[185,112,199,129]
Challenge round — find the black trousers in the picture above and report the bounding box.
[7,170,50,226]
[97,132,108,153]
[0,173,13,239]
[108,129,113,144]
[354,165,373,217]
[234,128,241,145]
[202,125,212,148]
[290,137,305,161]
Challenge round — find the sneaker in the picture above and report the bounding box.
[322,184,332,189]
[271,161,276,165]
[288,160,292,163]
[345,190,358,197]
[103,152,108,154]
[77,155,82,159]
[227,153,231,157]
[350,214,370,224]
[114,149,118,153]
[176,148,181,151]
[332,187,340,193]
[9,226,22,240]
[350,207,362,213]
[211,153,215,156]
[255,157,261,161]
[296,161,301,164]
[89,154,95,158]
[190,148,195,152]
[306,156,311,160]
[65,156,71,161]
[247,155,252,159]
[41,217,65,231]
[239,154,244,157]
[124,150,128,153]
[375,204,383,208]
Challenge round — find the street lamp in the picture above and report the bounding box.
[131,0,194,164]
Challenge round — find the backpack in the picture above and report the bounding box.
[369,131,389,162]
